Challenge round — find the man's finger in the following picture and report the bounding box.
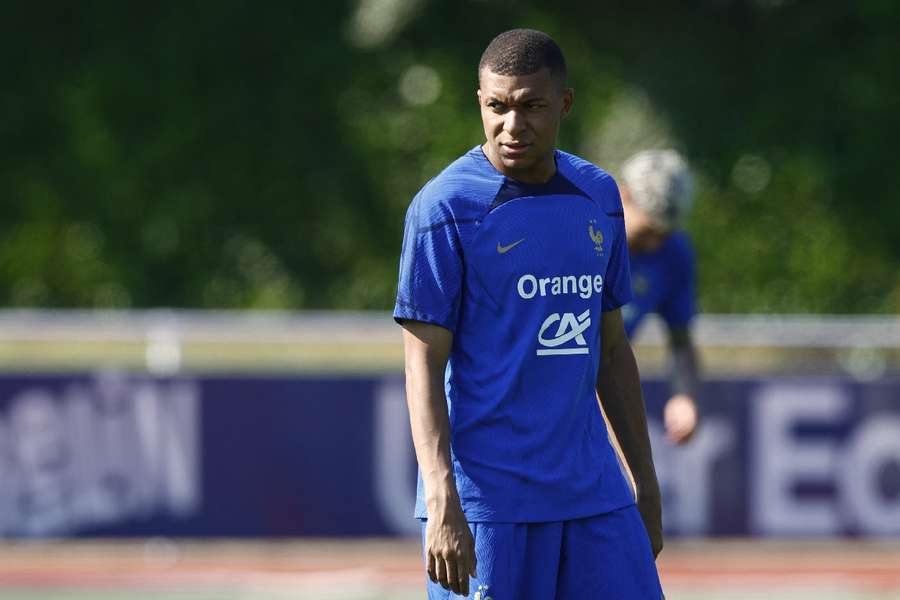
[426,551,437,583]
[456,560,470,597]
[667,426,689,443]
[443,558,459,593]
[435,557,448,589]
[666,418,696,444]
[468,547,478,578]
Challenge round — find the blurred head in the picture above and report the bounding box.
[620,149,694,252]
[477,29,573,184]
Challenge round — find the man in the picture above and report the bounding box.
[619,150,700,444]
[394,29,663,599]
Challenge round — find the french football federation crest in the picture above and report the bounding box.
[588,219,604,255]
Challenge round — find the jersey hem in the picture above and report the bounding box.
[414,498,636,523]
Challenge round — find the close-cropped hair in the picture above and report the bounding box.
[478,28,567,86]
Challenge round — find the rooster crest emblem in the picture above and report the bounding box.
[588,219,604,255]
[474,584,493,600]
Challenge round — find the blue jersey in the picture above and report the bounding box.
[622,232,697,338]
[394,146,635,523]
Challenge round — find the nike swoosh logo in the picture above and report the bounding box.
[497,238,525,254]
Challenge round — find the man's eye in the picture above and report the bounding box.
[527,103,545,110]
[487,101,504,110]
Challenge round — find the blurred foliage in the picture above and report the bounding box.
[1,1,898,313]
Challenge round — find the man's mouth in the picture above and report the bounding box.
[502,142,531,156]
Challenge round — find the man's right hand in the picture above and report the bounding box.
[424,505,478,597]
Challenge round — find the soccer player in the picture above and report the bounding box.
[394,29,663,599]
[619,150,700,444]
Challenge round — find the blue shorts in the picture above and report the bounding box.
[421,504,662,600]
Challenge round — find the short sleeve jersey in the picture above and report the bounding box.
[622,232,697,338]
[394,146,635,522]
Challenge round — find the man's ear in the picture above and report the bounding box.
[476,88,483,107]
[561,87,574,118]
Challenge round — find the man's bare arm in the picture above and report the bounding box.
[668,327,699,398]
[401,320,476,596]
[596,308,663,557]
[664,326,700,444]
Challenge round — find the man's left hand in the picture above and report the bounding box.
[637,486,663,558]
[664,394,698,444]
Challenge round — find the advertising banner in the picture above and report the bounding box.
[0,373,897,538]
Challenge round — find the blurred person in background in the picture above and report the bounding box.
[620,150,700,445]
[395,29,663,600]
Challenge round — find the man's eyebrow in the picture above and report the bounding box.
[512,89,548,101]
[485,91,547,103]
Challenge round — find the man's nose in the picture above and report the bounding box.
[503,109,527,136]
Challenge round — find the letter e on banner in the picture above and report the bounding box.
[751,383,848,536]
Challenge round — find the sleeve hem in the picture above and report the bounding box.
[601,294,633,313]
[393,302,456,334]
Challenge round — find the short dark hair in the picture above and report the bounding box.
[478,29,567,85]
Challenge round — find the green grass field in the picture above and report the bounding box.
[1,539,898,600]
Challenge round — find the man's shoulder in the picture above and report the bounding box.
[660,231,696,268]
[409,146,501,218]
[556,150,622,213]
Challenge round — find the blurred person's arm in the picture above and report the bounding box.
[596,308,663,558]
[401,320,476,597]
[664,326,700,444]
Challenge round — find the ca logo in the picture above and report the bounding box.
[536,309,591,356]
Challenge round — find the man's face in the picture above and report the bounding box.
[621,186,671,253]
[478,67,573,184]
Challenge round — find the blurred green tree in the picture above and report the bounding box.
[0,1,897,312]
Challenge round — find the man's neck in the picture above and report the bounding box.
[482,143,556,184]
